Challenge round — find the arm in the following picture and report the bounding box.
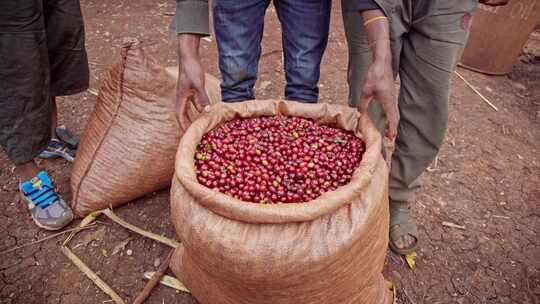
[176,0,211,130]
[357,8,399,139]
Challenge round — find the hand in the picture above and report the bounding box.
[357,54,399,139]
[177,34,210,131]
[479,0,510,6]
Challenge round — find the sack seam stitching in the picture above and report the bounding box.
[73,43,132,213]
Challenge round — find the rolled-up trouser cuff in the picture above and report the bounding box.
[175,1,210,36]
[342,1,382,13]
[389,186,417,204]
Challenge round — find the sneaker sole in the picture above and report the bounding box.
[39,151,75,163]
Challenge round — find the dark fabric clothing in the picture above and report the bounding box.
[44,0,89,96]
[342,0,380,12]
[213,0,331,102]
[0,0,89,165]
[175,0,210,36]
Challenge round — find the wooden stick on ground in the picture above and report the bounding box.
[101,209,180,249]
[442,221,466,230]
[87,88,99,96]
[454,71,499,111]
[133,250,174,304]
[0,224,97,255]
[59,209,181,304]
[61,246,126,304]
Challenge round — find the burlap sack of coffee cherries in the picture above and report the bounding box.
[70,39,220,216]
[170,100,392,304]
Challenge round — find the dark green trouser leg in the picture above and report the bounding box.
[343,0,477,203]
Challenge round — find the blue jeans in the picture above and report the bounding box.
[213,0,331,103]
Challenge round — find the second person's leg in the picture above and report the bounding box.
[213,0,271,102]
[388,0,478,254]
[39,0,89,162]
[274,0,331,103]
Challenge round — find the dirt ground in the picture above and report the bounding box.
[1,1,539,303]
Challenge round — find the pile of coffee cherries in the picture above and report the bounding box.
[194,116,365,204]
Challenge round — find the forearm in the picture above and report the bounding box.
[360,9,391,64]
[355,8,398,138]
[178,34,201,60]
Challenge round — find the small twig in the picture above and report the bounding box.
[0,224,97,255]
[502,125,508,135]
[427,156,439,172]
[525,267,540,304]
[421,283,428,302]
[442,221,466,230]
[454,71,498,111]
[88,88,99,97]
[133,250,174,304]
[401,286,416,304]
[61,246,125,304]
[89,61,105,67]
[101,209,179,248]
[261,49,283,59]
[385,281,397,304]
[162,11,175,16]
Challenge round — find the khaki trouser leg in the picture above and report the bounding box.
[343,0,477,203]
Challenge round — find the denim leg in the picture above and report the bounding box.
[274,0,331,103]
[213,0,270,102]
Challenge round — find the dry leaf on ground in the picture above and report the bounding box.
[405,251,417,270]
[143,272,190,293]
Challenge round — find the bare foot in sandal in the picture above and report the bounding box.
[389,201,418,255]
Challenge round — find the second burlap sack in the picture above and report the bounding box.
[70,39,220,216]
[170,100,392,304]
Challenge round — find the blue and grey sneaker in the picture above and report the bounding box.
[39,138,76,162]
[19,171,74,230]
